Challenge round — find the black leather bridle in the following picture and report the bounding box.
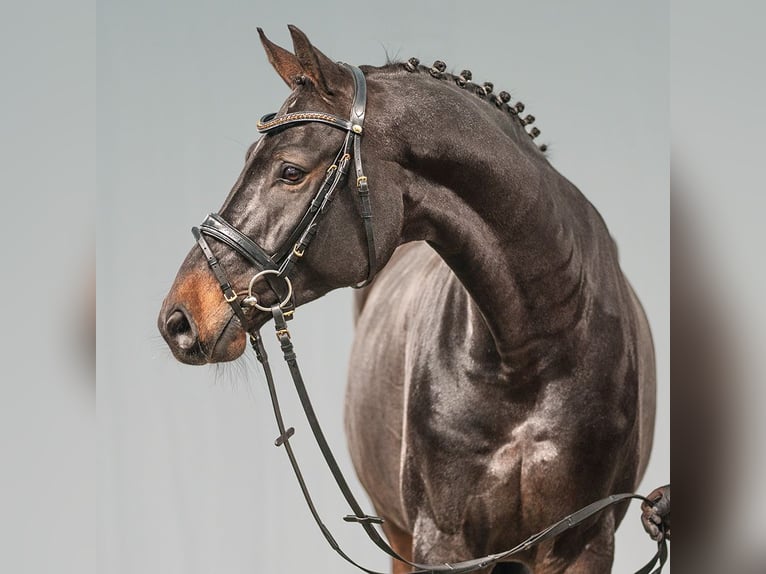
[192,62,375,320]
[187,63,667,574]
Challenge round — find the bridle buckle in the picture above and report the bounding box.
[275,328,291,340]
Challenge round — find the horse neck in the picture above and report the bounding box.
[390,81,605,373]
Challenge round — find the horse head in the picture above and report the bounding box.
[158,26,406,364]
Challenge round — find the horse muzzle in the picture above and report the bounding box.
[157,271,248,364]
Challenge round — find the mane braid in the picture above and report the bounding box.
[398,57,548,154]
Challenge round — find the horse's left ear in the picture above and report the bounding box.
[288,25,345,96]
[258,27,303,89]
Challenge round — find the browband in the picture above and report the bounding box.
[257,111,354,133]
[256,63,367,136]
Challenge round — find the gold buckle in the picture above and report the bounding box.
[357,176,368,188]
[275,328,291,340]
[293,243,305,257]
[326,164,338,175]
[224,291,238,303]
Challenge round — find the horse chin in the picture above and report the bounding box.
[207,316,248,363]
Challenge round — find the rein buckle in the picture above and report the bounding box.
[275,328,291,340]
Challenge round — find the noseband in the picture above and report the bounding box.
[186,63,667,574]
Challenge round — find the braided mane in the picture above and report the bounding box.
[392,57,547,154]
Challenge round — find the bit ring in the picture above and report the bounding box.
[247,269,293,312]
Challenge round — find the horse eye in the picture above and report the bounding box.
[281,165,305,183]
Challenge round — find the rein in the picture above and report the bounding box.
[189,63,668,574]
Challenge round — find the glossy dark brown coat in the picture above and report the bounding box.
[158,26,656,574]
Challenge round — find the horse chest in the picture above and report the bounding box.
[348,326,549,532]
[401,381,559,522]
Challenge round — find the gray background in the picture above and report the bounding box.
[99,1,668,573]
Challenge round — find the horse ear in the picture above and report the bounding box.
[287,25,345,96]
[258,27,303,88]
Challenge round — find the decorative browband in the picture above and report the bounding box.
[256,111,353,133]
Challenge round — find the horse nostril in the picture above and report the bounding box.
[165,308,197,350]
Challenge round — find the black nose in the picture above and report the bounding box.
[164,307,198,351]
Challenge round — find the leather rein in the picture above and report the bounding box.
[189,63,668,574]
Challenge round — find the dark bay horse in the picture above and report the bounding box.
[158,26,655,574]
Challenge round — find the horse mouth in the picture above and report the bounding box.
[206,305,274,363]
[206,313,248,363]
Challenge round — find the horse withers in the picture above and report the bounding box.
[158,26,656,574]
